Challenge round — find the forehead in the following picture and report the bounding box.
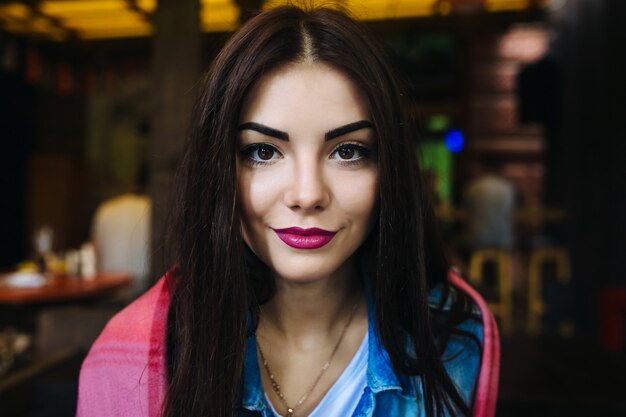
[240,62,369,129]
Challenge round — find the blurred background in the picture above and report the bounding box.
[0,0,625,416]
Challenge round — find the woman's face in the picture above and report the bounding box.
[237,62,378,283]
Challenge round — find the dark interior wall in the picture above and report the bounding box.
[0,70,33,268]
[29,90,92,252]
[1,57,89,266]
[604,1,626,288]
[149,0,201,278]
[554,0,626,333]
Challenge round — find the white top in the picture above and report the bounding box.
[266,330,369,417]
[91,193,152,295]
[464,175,515,248]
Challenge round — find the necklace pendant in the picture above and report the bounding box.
[286,408,294,417]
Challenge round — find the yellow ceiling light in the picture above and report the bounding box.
[348,0,439,20]
[66,17,147,30]
[0,2,31,20]
[39,0,128,15]
[0,4,69,40]
[57,9,144,22]
[136,0,156,14]
[0,0,548,41]
[29,15,54,31]
[202,0,237,6]
[200,0,240,32]
[2,19,67,41]
[79,25,152,39]
[70,15,152,39]
[45,10,136,20]
[2,20,29,33]
[37,0,151,39]
[485,0,532,12]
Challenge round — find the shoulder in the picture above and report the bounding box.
[427,270,487,407]
[76,273,173,417]
[431,270,500,415]
[446,270,500,416]
[93,274,170,347]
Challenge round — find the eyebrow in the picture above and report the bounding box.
[237,120,374,142]
[238,122,288,140]
[325,120,374,140]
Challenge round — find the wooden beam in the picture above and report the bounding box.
[234,0,263,24]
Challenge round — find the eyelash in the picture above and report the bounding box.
[239,142,373,167]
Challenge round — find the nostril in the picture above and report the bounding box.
[283,165,331,211]
[285,188,330,212]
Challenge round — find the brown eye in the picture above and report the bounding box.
[257,145,275,160]
[337,146,355,160]
[330,143,371,164]
[241,143,282,164]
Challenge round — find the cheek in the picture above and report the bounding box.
[333,169,378,223]
[238,170,278,226]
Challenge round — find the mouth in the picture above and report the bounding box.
[272,227,337,249]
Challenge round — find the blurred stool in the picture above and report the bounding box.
[469,249,513,334]
[600,287,626,351]
[527,247,571,336]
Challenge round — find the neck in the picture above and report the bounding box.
[258,259,364,345]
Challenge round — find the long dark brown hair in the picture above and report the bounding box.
[164,6,478,417]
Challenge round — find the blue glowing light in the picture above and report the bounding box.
[444,129,464,153]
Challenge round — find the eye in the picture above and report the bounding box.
[330,143,370,162]
[241,143,282,164]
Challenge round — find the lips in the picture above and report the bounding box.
[272,227,337,249]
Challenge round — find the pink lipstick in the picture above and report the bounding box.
[273,227,336,249]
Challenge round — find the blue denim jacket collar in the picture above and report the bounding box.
[241,293,421,414]
[242,331,265,413]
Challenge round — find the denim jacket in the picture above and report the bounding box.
[240,287,483,417]
[77,273,486,417]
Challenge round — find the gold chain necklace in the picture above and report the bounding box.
[256,301,359,417]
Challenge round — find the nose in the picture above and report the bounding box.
[283,158,330,212]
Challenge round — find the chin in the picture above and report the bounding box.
[271,259,346,283]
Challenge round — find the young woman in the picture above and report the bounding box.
[77,6,498,417]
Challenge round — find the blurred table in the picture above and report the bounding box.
[0,273,130,305]
[0,273,131,389]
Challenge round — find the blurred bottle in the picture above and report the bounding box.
[80,242,97,279]
[33,226,53,273]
